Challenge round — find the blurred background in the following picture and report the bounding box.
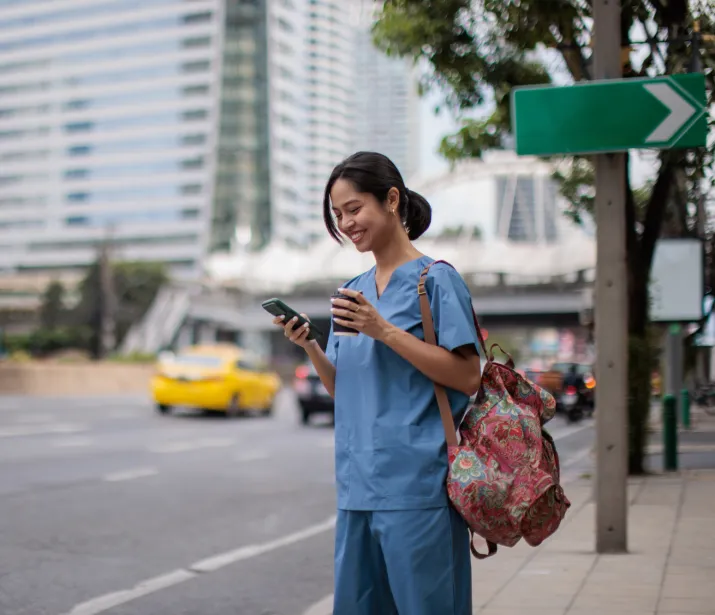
[0,2,713,614]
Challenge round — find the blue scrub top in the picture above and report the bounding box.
[326,256,480,511]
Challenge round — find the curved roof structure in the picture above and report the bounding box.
[207,150,595,294]
[206,231,595,294]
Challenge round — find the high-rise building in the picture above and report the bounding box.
[0,0,421,282]
[213,0,271,253]
[265,0,310,246]
[0,0,271,278]
[301,0,357,243]
[353,2,420,180]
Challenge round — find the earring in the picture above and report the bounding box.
[391,209,397,216]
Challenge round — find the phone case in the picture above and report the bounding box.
[261,299,323,340]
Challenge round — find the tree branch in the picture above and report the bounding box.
[640,157,675,272]
[624,153,638,268]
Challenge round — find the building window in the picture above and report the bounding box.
[64,169,90,180]
[64,122,93,133]
[277,18,293,32]
[67,145,92,156]
[66,192,90,203]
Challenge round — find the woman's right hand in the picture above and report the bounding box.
[273,314,316,349]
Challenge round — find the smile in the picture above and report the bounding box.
[349,231,365,243]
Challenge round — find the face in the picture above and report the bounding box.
[330,179,400,253]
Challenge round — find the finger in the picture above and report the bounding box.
[290,322,311,341]
[334,317,361,329]
[331,299,360,311]
[338,288,367,304]
[331,307,357,319]
[284,316,299,334]
[272,316,285,325]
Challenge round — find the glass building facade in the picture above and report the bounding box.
[0,0,271,277]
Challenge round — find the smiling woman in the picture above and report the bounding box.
[270,152,482,615]
[322,150,431,247]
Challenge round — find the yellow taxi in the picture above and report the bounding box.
[150,344,281,416]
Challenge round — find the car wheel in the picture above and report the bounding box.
[226,394,242,418]
[156,403,171,415]
[301,407,311,425]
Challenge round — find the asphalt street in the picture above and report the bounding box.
[0,391,595,615]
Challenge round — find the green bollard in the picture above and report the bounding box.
[663,394,678,472]
[681,389,691,430]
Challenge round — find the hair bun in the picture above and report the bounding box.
[404,188,432,240]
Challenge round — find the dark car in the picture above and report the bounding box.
[293,363,334,425]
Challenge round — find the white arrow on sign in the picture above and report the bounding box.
[643,82,697,143]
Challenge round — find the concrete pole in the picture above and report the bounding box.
[98,229,116,359]
[593,0,629,553]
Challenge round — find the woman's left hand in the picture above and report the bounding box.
[331,288,394,342]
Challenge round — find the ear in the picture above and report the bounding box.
[386,187,400,211]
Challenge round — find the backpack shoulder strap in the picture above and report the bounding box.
[418,260,488,357]
[417,259,485,447]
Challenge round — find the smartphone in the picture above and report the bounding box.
[261,298,324,341]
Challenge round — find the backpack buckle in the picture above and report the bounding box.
[417,282,426,295]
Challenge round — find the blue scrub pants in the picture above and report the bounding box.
[333,506,472,615]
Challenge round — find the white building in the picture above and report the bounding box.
[0,0,422,282]
[264,0,310,246]
[412,150,588,244]
[299,0,358,243]
[353,2,420,180]
[0,0,229,278]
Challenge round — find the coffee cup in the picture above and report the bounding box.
[331,291,361,336]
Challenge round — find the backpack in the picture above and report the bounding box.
[418,261,571,559]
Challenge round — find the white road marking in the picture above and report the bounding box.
[62,569,195,615]
[302,593,334,615]
[234,451,270,463]
[0,423,89,438]
[548,420,593,441]
[62,516,337,615]
[103,467,159,482]
[189,516,336,572]
[147,437,235,454]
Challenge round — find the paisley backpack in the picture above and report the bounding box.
[418,261,571,559]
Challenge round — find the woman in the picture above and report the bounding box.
[273,152,481,615]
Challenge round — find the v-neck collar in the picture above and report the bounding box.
[371,255,430,301]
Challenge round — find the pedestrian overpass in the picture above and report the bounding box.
[121,233,595,357]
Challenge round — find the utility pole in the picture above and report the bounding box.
[593,0,629,553]
[98,225,116,359]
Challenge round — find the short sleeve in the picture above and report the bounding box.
[425,264,480,356]
[325,318,339,365]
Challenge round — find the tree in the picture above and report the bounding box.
[374,0,715,473]
[72,260,168,358]
[39,280,66,330]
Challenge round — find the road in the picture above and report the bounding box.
[0,391,595,615]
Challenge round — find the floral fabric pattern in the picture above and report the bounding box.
[447,353,571,552]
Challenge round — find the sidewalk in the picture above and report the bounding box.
[648,402,715,471]
[470,470,715,614]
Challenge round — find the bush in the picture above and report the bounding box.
[3,326,92,357]
[107,352,157,364]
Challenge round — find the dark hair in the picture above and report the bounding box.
[322,151,432,242]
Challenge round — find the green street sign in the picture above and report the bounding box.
[512,73,707,156]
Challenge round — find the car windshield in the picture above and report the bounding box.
[171,355,224,367]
